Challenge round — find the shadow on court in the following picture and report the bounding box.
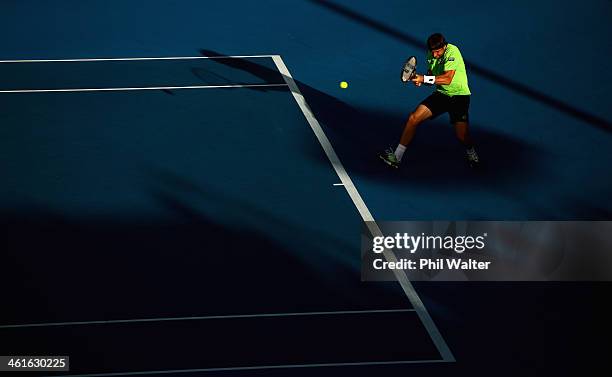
[294,97,541,188]
[195,50,287,92]
[0,177,407,326]
[411,280,608,377]
[197,48,541,187]
[0,175,440,374]
[196,48,612,220]
[307,0,612,133]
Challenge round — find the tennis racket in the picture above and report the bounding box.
[400,56,417,83]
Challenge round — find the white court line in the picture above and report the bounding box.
[0,55,275,63]
[45,359,449,377]
[272,55,455,363]
[0,309,414,329]
[333,183,345,186]
[0,83,287,94]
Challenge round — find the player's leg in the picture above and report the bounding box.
[399,104,433,146]
[450,95,480,167]
[379,93,441,168]
[379,105,432,168]
[454,121,473,146]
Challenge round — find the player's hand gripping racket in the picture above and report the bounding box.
[400,56,417,83]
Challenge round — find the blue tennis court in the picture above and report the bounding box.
[0,55,452,375]
[1,1,610,376]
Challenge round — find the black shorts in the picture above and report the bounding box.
[420,91,470,123]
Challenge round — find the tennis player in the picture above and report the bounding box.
[379,33,480,168]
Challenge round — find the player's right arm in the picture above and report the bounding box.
[412,68,431,87]
[412,70,455,86]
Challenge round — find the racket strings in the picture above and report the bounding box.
[401,57,417,82]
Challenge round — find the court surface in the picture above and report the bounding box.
[1,1,610,376]
[0,55,452,375]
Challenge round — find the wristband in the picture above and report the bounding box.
[424,75,436,84]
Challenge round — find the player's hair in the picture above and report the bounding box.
[427,33,447,51]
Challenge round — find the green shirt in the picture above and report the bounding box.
[426,43,471,96]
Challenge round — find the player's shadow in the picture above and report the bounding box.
[298,88,541,188]
[197,48,541,188]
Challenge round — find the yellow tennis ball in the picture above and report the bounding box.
[340,81,348,89]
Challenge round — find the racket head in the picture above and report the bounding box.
[401,56,417,82]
